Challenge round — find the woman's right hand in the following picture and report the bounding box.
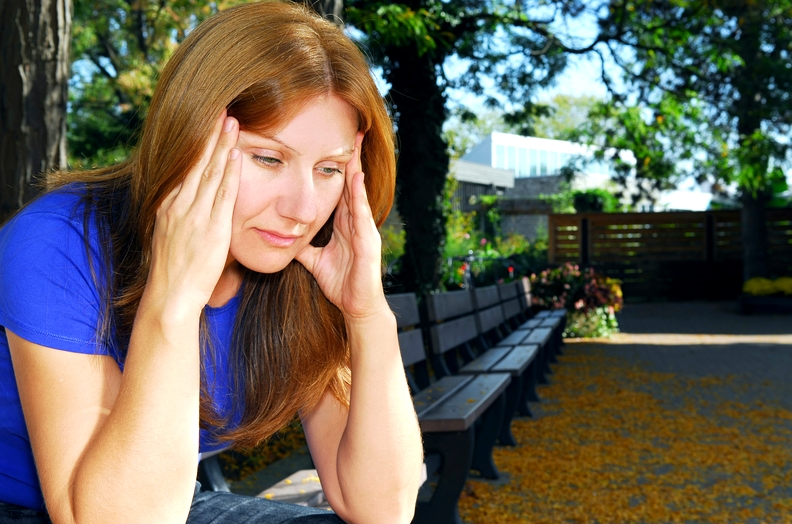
[146,110,242,315]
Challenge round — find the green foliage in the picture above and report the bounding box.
[564,307,619,338]
[443,108,516,160]
[381,223,406,272]
[443,94,602,160]
[441,180,548,289]
[68,0,248,167]
[542,183,627,214]
[346,3,451,57]
[533,94,603,140]
[579,0,792,206]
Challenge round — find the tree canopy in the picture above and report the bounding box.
[567,0,792,278]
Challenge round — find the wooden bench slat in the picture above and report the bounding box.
[491,345,538,376]
[429,316,478,354]
[498,329,529,347]
[502,298,521,320]
[386,292,420,327]
[535,310,551,318]
[426,290,473,321]
[497,282,519,300]
[398,329,426,368]
[539,317,561,329]
[523,327,552,346]
[519,318,543,330]
[477,304,505,333]
[411,374,473,418]
[473,285,500,309]
[458,347,511,373]
[418,373,511,432]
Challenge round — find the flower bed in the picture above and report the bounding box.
[740,277,792,314]
[530,263,623,338]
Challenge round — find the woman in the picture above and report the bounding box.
[0,2,423,523]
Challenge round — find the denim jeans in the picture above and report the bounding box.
[0,484,346,524]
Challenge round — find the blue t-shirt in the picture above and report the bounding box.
[0,187,239,510]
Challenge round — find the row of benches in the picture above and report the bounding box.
[388,279,566,524]
[198,278,568,524]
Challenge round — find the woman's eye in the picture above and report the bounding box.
[252,154,281,166]
[318,166,343,176]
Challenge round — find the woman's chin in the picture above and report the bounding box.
[238,255,297,275]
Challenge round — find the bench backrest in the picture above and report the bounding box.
[472,285,505,334]
[425,290,478,356]
[425,289,473,321]
[498,282,522,322]
[385,293,426,368]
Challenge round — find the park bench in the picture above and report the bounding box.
[497,281,527,330]
[386,291,511,524]
[425,289,540,448]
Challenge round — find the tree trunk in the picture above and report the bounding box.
[740,190,770,281]
[0,0,72,220]
[384,45,449,295]
[730,6,770,282]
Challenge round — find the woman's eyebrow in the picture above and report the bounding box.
[258,136,299,154]
[325,146,354,159]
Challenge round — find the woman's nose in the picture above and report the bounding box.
[276,168,318,225]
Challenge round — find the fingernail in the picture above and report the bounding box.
[229,148,240,160]
[223,117,234,133]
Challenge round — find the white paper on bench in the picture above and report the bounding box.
[256,464,428,508]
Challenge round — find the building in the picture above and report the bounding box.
[462,132,612,183]
[457,132,619,240]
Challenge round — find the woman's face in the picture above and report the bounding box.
[228,95,358,274]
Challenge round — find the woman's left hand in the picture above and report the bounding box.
[295,133,389,321]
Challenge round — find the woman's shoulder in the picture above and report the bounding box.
[0,184,109,354]
[0,184,97,248]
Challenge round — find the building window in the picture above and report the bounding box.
[518,148,527,178]
[540,150,548,175]
[507,146,516,170]
[561,153,571,171]
[530,149,538,176]
[550,151,558,174]
[495,145,506,169]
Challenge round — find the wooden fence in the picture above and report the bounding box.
[548,209,792,300]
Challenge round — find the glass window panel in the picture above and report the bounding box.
[550,151,558,173]
[507,146,516,170]
[540,150,548,175]
[495,145,506,168]
[518,148,527,178]
[530,149,538,176]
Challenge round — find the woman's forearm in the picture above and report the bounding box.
[67,298,203,524]
[336,309,423,524]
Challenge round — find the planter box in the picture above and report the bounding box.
[738,294,792,315]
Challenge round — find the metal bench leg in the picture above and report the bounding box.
[498,377,522,446]
[197,455,231,492]
[520,364,539,413]
[471,393,505,479]
[548,337,559,363]
[542,342,554,375]
[536,345,550,385]
[414,428,474,524]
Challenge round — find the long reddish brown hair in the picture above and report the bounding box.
[47,1,396,446]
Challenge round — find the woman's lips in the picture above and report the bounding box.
[255,229,299,247]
